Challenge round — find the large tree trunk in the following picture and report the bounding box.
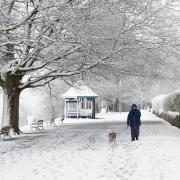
[1,74,22,134]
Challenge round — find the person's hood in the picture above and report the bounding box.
[131,104,137,109]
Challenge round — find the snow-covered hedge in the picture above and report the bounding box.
[152,91,180,128]
[168,91,180,112]
[167,111,180,118]
[152,91,180,114]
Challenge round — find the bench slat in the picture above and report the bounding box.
[30,120,44,130]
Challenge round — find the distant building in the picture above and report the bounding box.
[62,82,98,119]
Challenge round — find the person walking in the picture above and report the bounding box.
[127,104,141,141]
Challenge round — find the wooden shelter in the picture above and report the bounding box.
[62,82,98,119]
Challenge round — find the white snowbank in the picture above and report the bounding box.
[62,110,161,125]
[19,110,160,133]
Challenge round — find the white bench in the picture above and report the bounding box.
[30,120,44,131]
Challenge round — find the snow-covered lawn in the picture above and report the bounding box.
[1,111,180,180]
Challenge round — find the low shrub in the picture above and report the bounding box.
[153,111,180,128]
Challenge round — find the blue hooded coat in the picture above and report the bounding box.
[127,104,141,126]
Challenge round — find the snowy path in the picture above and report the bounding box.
[1,111,180,180]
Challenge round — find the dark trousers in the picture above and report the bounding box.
[130,126,140,141]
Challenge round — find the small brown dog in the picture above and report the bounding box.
[109,131,116,142]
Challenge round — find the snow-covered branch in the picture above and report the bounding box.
[0,0,178,90]
[0,4,39,32]
[18,63,47,72]
[24,77,56,89]
[0,42,19,48]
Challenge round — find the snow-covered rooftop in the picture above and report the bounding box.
[62,84,98,99]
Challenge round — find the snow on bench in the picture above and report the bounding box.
[30,120,44,131]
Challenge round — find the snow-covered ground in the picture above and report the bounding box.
[1,111,180,180]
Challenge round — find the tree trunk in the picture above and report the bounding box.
[1,74,22,134]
